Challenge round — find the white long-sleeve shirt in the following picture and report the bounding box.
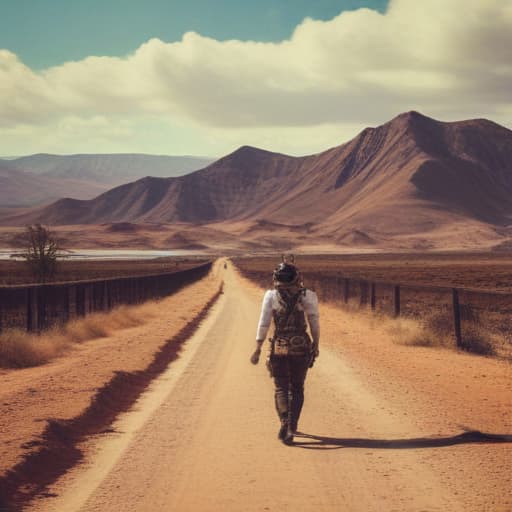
[256,289,320,344]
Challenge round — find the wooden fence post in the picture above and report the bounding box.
[119,280,125,305]
[84,284,89,313]
[91,283,97,312]
[61,286,69,323]
[76,284,85,317]
[359,281,368,307]
[0,289,3,333]
[133,277,141,304]
[96,282,103,311]
[113,280,119,308]
[86,284,93,313]
[394,285,401,317]
[452,288,463,348]
[344,278,349,304]
[27,287,38,332]
[129,278,134,304]
[103,281,110,310]
[370,283,376,311]
[0,262,212,334]
[37,286,46,331]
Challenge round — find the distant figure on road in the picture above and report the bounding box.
[250,256,320,445]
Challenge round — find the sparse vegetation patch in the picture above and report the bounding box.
[0,302,158,368]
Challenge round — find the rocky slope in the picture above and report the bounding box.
[4,112,512,249]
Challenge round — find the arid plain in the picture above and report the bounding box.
[0,262,510,511]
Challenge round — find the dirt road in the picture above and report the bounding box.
[30,261,510,512]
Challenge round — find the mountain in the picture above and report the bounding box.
[0,160,106,207]
[4,153,215,185]
[4,112,512,250]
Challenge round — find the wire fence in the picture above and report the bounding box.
[237,268,512,356]
[0,262,212,333]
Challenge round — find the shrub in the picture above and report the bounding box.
[0,329,62,368]
[386,316,451,348]
[17,224,64,282]
[461,323,496,356]
[0,302,158,368]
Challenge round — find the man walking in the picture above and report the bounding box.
[250,258,320,445]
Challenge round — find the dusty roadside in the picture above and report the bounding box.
[238,268,512,512]
[1,261,505,512]
[0,260,223,481]
[320,302,511,511]
[2,260,510,512]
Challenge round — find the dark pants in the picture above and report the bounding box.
[270,354,310,431]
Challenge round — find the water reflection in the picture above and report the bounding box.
[0,249,201,260]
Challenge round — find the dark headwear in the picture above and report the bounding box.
[273,262,299,283]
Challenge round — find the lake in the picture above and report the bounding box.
[0,249,203,260]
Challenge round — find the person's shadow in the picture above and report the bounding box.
[291,428,512,450]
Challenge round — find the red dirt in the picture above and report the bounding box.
[0,264,223,510]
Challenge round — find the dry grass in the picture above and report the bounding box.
[410,311,499,357]
[333,303,504,358]
[460,323,497,356]
[314,294,455,350]
[0,302,159,368]
[0,330,65,368]
[385,315,452,348]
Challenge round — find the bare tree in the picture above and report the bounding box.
[20,224,62,282]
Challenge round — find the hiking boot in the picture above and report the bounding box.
[283,427,294,445]
[278,423,288,441]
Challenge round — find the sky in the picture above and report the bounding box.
[1,0,511,157]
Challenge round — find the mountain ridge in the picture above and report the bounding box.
[3,112,512,250]
[0,153,215,207]
[0,160,106,207]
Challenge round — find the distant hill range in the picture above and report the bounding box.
[0,153,214,207]
[4,112,512,250]
[0,160,106,207]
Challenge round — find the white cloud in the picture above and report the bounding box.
[1,0,511,155]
